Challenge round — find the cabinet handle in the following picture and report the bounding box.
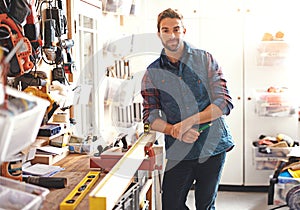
[247,97,252,100]
[237,96,241,100]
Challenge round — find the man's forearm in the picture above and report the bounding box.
[149,104,223,137]
[192,104,223,124]
[150,118,173,135]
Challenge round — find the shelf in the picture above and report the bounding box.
[256,41,289,67]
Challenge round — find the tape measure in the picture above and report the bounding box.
[60,171,100,210]
[144,122,150,134]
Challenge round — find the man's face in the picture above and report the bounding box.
[158,18,186,52]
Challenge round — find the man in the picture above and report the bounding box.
[141,8,234,210]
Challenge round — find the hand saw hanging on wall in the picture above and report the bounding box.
[0,13,33,77]
[0,0,34,77]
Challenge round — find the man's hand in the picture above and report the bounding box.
[150,115,200,143]
[170,116,196,139]
[180,128,200,143]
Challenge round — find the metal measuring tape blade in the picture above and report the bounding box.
[60,171,100,210]
[144,122,150,134]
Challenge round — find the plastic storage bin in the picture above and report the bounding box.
[256,41,289,67]
[256,160,279,170]
[255,89,295,117]
[0,176,49,210]
[253,146,291,170]
[254,146,292,158]
[273,176,300,206]
[0,86,49,163]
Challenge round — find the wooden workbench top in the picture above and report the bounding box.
[42,154,103,210]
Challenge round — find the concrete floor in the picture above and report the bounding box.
[186,190,290,210]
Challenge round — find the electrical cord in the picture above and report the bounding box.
[269,204,288,210]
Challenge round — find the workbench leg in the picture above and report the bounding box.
[146,183,152,210]
[152,170,162,210]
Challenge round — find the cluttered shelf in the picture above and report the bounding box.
[252,134,300,208]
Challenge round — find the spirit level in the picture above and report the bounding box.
[60,171,100,210]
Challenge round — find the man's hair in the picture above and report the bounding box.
[157,8,184,32]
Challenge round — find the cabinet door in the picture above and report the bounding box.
[243,0,300,186]
[196,7,244,184]
[73,0,103,136]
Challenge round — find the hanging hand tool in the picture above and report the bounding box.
[24,86,59,121]
[0,13,33,76]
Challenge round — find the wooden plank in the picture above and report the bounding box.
[89,132,156,210]
[42,154,103,210]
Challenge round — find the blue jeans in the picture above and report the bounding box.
[162,152,226,210]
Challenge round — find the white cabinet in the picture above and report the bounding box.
[195,2,245,186]
[140,0,300,186]
[72,1,103,137]
[142,0,245,185]
[196,0,300,186]
[243,10,300,185]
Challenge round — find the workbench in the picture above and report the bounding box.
[41,152,159,210]
[42,154,102,209]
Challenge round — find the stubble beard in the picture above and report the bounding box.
[163,38,181,52]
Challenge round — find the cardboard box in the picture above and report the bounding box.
[21,146,37,162]
[31,146,69,165]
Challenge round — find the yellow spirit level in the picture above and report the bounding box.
[60,171,100,210]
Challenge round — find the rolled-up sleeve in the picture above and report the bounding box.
[206,52,233,115]
[141,71,161,124]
